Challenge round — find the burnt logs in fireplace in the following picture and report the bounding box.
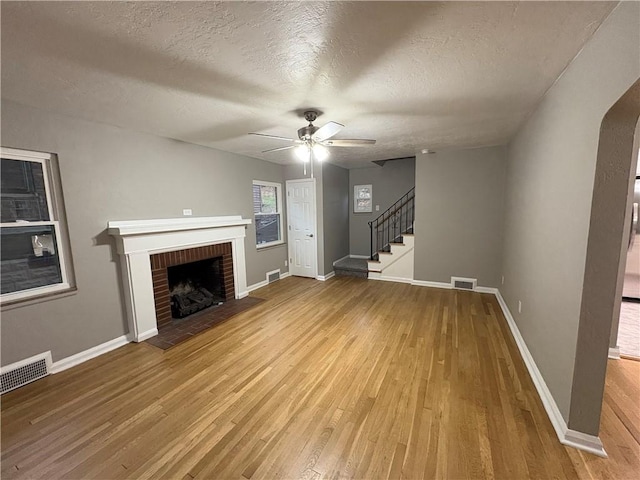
[171,286,222,318]
[167,256,226,320]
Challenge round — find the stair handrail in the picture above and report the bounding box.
[368,187,415,260]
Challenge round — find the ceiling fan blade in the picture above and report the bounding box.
[323,139,376,147]
[312,121,344,142]
[262,145,296,153]
[249,132,296,142]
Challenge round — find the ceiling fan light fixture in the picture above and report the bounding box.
[312,144,329,162]
[295,145,311,163]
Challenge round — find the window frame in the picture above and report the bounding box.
[252,179,284,249]
[1,147,71,303]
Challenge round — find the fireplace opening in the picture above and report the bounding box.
[168,257,225,319]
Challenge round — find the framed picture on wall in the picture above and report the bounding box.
[354,184,373,213]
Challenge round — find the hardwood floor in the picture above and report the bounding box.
[1,276,637,479]
[568,358,640,480]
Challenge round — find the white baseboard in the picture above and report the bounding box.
[476,286,499,294]
[51,334,130,374]
[135,328,158,342]
[247,270,291,293]
[411,279,452,289]
[247,280,268,293]
[1,351,53,375]
[349,254,370,259]
[608,346,621,360]
[493,290,607,458]
[563,428,608,457]
[370,275,413,284]
[317,271,335,281]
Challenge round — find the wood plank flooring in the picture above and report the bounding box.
[1,276,637,479]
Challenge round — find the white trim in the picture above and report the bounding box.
[411,279,452,289]
[370,275,413,284]
[0,148,71,304]
[136,329,158,342]
[50,335,130,374]
[317,271,335,281]
[107,216,251,237]
[0,281,72,304]
[254,179,284,248]
[256,239,285,249]
[608,346,621,360]
[493,290,607,458]
[0,351,52,376]
[476,286,499,295]
[247,269,291,293]
[1,146,52,160]
[332,255,351,265]
[563,429,608,457]
[286,178,319,279]
[349,254,370,259]
[247,280,268,293]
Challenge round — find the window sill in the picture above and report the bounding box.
[256,241,285,251]
[1,285,78,311]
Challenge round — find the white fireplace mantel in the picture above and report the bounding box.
[108,216,251,342]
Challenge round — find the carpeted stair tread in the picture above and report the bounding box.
[334,257,369,278]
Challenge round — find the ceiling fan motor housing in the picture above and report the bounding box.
[298,124,319,141]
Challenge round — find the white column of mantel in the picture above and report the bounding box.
[121,251,158,342]
[233,236,249,299]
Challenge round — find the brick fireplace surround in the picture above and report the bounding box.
[108,216,251,342]
[151,243,234,329]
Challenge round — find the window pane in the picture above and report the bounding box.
[1,225,62,294]
[253,184,277,214]
[1,158,50,222]
[255,214,281,245]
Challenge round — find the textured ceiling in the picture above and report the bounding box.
[1,1,616,168]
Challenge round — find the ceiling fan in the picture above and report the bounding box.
[249,110,376,162]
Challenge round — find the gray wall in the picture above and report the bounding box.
[414,146,506,287]
[1,99,287,365]
[349,158,415,256]
[500,2,640,429]
[322,163,349,274]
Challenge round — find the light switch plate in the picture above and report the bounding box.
[183,209,192,216]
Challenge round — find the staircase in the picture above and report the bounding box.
[367,188,415,282]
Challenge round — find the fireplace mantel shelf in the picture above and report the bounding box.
[107,216,251,237]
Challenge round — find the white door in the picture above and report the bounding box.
[286,179,317,278]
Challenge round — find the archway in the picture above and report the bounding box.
[569,80,640,440]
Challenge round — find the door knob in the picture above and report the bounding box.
[306,233,314,237]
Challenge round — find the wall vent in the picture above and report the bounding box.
[451,277,478,291]
[267,270,281,283]
[1,352,52,395]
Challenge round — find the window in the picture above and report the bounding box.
[1,147,71,302]
[252,180,283,248]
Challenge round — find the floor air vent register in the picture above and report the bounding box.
[1,353,51,394]
[451,276,478,291]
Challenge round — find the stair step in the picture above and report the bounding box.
[335,268,368,279]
